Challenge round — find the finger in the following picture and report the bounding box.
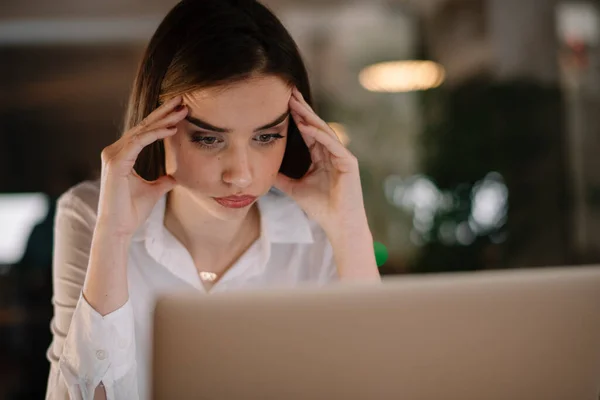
[292,88,340,141]
[129,172,176,201]
[292,115,327,170]
[119,126,178,164]
[296,120,350,159]
[150,174,177,196]
[291,90,341,141]
[291,111,327,164]
[291,110,316,147]
[294,120,331,168]
[290,97,340,141]
[142,104,188,132]
[292,87,315,112]
[130,95,183,134]
[309,142,325,165]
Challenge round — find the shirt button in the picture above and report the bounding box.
[96,350,108,360]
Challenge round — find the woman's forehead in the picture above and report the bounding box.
[182,76,292,132]
[184,75,291,101]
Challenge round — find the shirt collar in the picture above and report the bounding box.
[216,189,314,287]
[256,188,314,245]
[131,188,313,289]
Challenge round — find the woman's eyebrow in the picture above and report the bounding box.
[185,110,290,133]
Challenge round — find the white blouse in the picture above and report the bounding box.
[45,180,338,400]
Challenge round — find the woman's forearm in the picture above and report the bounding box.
[82,225,131,316]
[326,217,381,281]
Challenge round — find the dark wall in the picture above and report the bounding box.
[0,45,144,193]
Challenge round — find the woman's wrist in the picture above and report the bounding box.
[324,217,381,281]
[94,216,137,242]
[93,222,134,245]
[83,223,133,316]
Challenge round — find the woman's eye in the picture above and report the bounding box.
[255,133,284,145]
[201,137,217,145]
[190,134,223,148]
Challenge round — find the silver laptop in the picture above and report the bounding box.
[152,266,600,400]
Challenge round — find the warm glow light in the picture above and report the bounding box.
[359,60,446,92]
[328,122,350,146]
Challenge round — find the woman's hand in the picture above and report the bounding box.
[276,87,367,234]
[84,96,188,316]
[276,87,380,280]
[96,96,188,238]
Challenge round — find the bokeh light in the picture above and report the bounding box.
[359,60,446,93]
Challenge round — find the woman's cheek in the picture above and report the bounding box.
[164,135,204,183]
[182,151,223,188]
[265,144,287,183]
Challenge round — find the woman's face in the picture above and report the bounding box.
[164,75,292,220]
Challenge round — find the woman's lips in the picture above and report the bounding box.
[212,195,257,209]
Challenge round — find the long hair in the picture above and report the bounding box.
[124,0,312,180]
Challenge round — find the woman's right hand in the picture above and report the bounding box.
[95,95,188,238]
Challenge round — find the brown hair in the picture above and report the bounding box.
[124,0,312,180]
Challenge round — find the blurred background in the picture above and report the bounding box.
[1,0,600,398]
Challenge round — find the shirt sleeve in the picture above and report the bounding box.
[318,240,339,284]
[45,187,139,400]
[309,225,339,285]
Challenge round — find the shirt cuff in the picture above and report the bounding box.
[59,294,136,398]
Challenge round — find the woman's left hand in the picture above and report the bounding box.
[275,87,368,234]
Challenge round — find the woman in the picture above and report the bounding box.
[46,0,380,399]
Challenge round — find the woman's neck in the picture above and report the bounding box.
[163,187,260,271]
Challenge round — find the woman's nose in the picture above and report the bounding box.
[221,148,253,189]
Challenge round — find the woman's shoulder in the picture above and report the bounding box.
[56,179,101,221]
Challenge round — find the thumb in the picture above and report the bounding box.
[150,174,177,198]
[274,173,296,196]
